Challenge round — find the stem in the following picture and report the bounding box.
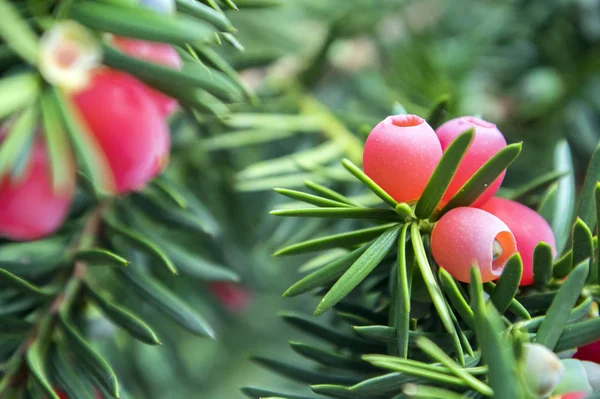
[0,204,105,393]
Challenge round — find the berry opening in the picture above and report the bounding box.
[463,116,496,129]
[388,114,424,127]
[491,230,517,275]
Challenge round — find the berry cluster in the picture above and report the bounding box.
[0,13,181,242]
[364,115,556,286]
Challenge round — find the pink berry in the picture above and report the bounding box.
[430,207,517,283]
[0,138,74,241]
[479,197,557,286]
[558,393,589,399]
[574,341,600,363]
[363,114,442,203]
[435,116,507,207]
[72,68,170,194]
[208,282,252,313]
[112,36,182,117]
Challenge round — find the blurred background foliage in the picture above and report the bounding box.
[91,0,600,397]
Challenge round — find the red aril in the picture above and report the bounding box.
[72,68,170,194]
[112,37,182,117]
[0,137,74,241]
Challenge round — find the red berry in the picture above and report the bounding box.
[574,341,600,363]
[112,37,182,117]
[363,114,442,203]
[558,393,589,399]
[435,116,507,207]
[208,282,252,313]
[72,68,170,194]
[478,197,557,286]
[0,137,74,241]
[54,389,69,399]
[430,207,517,283]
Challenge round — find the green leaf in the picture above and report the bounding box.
[0,72,39,121]
[469,267,521,399]
[571,219,594,282]
[489,253,522,315]
[283,244,369,297]
[119,268,215,338]
[298,248,349,273]
[192,45,255,100]
[103,45,242,102]
[274,188,351,208]
[403,384,465,399]
[241,387,318,399]
[349,372,419,397]
[0,0,38,64]
[104,217,177,274]
[546,141,576,253]
[441,143,522,213]
[26,341,60,399]
[131,193,213,236]
[74,249,129,267]
[576,142,600,231]
[70,2,217,44]
[416,337,493,396]
[304,180,361,206]
[438,268,474,330]
[483,282,531,319]
[275,223,396,256]
[427,95,450,128]
[0,236,67,277]
[595,183,600,283]
[233,0,284,6]
[49,347,97,399]
[395,224,411,358]
[314,225,401,315]
[279,311,383,353]
[289,342,372,371]
[52,88,114,194]
[175,0,235,32]
[41,90,73,194]
[0,104,37,180]
[505,170,567,202]
[0,316,31,335]
[533,242,554,289]
[341,158,397,209]
[86,284,160,345]
[310,385,359,399]
[159,240,239,282]
[271,207,399,221]
[555,317,600,353]
[0,268,53,297]
[411,223,462,362]
[251,356,360,385]
[536,259,589,350]
[415,129,474,219]
[364,357,470,389]
[59,314,119,398]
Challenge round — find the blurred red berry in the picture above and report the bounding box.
[208,282,252,313]
[557,393,589,399]
[363,114,442,203]
[431,207,517,282]
[55,389,69,399]
[0,137,74,241]
[574,341,600,363]
[72,68,170,194]
[112,37,182,117]
[479,197,557,286]
[435,116,507,206]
